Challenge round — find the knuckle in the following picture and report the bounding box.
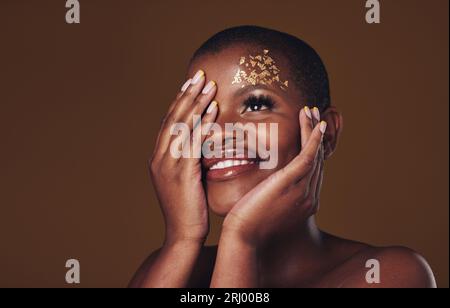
[163,115,175,129]
[149,155,164,173]
[184,87,198,99]
[192,103,204,116]
[301,155,316,169]
[149,160,159,174]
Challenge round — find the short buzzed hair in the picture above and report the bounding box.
[191,25,331,111]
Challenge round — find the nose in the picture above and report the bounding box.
[203,102,250,153]
[209,99,238,141]
[213,100,240,129]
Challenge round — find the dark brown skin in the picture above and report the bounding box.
[129,45,437,288]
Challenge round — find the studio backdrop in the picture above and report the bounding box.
[0,0,448,288]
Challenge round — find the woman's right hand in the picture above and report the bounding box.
[149,70,219,246]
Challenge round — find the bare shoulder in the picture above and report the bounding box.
[128,247,163,288]
[324,245,437,288]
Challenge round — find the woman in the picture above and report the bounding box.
[130,26,436,288]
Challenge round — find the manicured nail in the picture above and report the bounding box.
[191,70,205,85]
[207,100,218,114]
[202,81,216,95]
[312,107,320,121]
[181,79,192,92]
[304,106,312,119]
[319,121,327,134]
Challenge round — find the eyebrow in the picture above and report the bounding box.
[233,84,279,98]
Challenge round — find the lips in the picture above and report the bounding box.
[202,156,261,181]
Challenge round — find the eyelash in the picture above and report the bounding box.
[242,95,275,113]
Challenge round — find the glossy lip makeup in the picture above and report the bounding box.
[202,149,267,181]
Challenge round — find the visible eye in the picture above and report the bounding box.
[243,95,275,113]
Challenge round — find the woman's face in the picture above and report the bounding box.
[188,45,305,216]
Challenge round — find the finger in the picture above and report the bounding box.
[162,78,193,130]
[166,78,218,162]
[181,82,218,158]
[293,140,323,198]
[152,79,191,158]
[300,106,314,150]
[152,78,193,158]
[156,70,207,156]
[282,121,327,183]
[309,142,324,188]
[176,78,193,100]
[186,100,219,162]
[169,70,206,122]
[296,106,323,188]
[200,100,219,144]
[164,78,192,123]
[311,107,321,126]
[312,143,325,205]
[180,80,217,132]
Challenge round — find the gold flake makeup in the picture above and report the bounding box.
[232,49,289,91]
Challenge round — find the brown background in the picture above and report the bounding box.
[0,0,448,288]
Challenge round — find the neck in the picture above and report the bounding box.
[258,216,329,286]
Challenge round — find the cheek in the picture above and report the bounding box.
[205,116,301,216]
[256,118,301,168]
[279,120,301,159]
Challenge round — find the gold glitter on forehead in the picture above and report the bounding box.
[232,49,289,91]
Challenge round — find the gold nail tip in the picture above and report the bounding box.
[192,70,205,80]
[206,101,219,114]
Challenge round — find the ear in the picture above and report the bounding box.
[321,106,343,160]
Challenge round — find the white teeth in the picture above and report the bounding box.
[209,160,254,170]
[224,160,234,168]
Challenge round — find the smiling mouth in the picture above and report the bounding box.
[209,159,256,170]
[202,156,262,181]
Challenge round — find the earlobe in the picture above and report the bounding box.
[321,106,343,160]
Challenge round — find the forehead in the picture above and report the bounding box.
[188,46,243,86]
[187,46,302,103]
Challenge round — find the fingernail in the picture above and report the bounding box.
[181,79,192,92]
[312,107,320,121]
[191,70,205,85]
[207,100,218,114]
[202,81,216,95]
[304,106,312,119]
[319,121,327,134]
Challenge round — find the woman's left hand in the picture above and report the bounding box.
[221,107,327,247]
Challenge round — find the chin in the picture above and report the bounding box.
[205,170,272,217]
[208,200,233,217]
[207,187,242,217]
